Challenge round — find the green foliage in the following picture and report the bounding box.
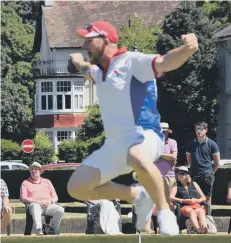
[3,1,43,26]
[156,2,219,162]
[1,4,36,142]
[1,139,21,160]
[118,16,162,53]
[1,5,34,65]
[196,1,231,29]
[58,140,81,163]
[77,104,104,141]
[1,81,33,142]
[22,131,55,165]
[59,104,105,163]
[59,133,105,163]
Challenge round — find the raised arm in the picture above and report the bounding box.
[69,53,95,82]
[155,33,198,73]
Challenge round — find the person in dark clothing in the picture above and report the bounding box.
[170,166,207,234]
[186,121,220,204]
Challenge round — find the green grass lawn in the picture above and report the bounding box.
[1,235,231,243]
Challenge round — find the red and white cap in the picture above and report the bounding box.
[76,21,118,43]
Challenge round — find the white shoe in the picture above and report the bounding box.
[133,187,154,231]
[158,209,179,235]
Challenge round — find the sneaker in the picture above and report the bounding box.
[133,187,154,231]
[157,209,179,236]
[36,228,43,235]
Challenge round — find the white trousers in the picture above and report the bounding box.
[29,203,64,230]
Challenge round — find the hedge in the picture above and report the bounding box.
[1,139,21,160]
[1,168,231,204]
[59,133,105,163]
[21,131,55,165]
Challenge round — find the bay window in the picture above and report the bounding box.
[38,79,84,112]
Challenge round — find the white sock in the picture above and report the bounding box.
[157,208,171,216]
[131,186,143,204]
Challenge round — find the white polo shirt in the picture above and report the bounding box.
[90,48,164,141]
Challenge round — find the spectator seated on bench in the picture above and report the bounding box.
[20,162,64,235]
[170,166,209,234]
[0,179,12,235]
[85,199,122,234]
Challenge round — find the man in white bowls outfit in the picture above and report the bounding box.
[67,20,199,235]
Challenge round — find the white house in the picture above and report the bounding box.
[214,25,231,159]
[34,0,180,149]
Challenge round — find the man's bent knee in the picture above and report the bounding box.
[67,164,101,200]
[128,145,153,172]
[29,203,41,209]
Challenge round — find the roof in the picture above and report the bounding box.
[214,25,231,40]
[42,1,180,48]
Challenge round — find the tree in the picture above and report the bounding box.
[22,130,55,165]
[1,80,33,142]
[3,1,43,26]
[1,4,36,141]
[77,104,104,141]
[1,139,21,161]
[118,16,162,53]
[196,0,231,29]
[156,2,219,163]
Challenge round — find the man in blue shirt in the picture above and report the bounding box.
[186,121,220,204]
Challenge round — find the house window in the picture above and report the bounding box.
[45,131,53,142]
[48,95,53,110]
[57,81,71,92]
[56,94,71,110]
[41,95,53,110]
[57,131,72,142]
[65,95,71,109]
[41,82,53,92]
[74,81,84,92]
[35,95,39,111]
[41,95,46,110]
[74,94,83,109]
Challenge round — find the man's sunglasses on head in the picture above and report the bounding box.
[85,23,106,37]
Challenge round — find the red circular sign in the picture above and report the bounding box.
[21,139,35,153]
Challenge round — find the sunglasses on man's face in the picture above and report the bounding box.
[177,172,189,176]
[195,127,204,132]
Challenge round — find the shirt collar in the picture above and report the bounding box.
[28,177,43,184]
[102,47,128,79]
[194,137,208,144]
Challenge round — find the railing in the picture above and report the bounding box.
[33,59,82,78]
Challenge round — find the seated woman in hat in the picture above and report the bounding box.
[169,166,208,234]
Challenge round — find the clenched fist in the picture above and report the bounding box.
[181,33,198,53]
[69,53,84,64]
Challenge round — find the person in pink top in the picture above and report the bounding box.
[20,162,64,235]
[155,122,178,203]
